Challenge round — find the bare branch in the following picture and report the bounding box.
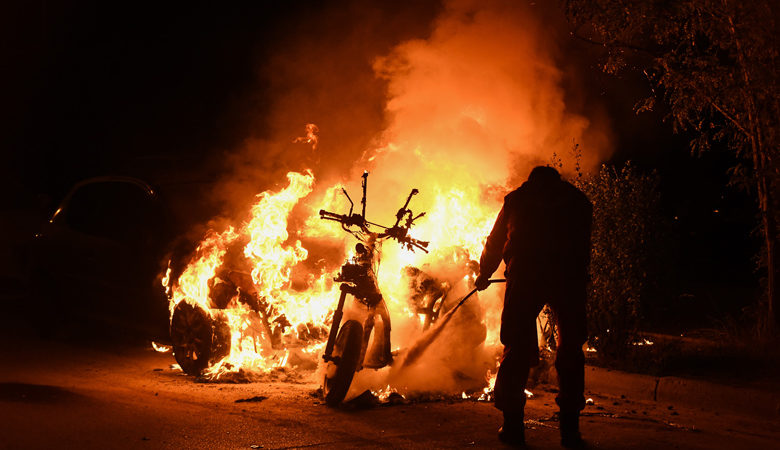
[707,99,751,137]
[570,25,660,57]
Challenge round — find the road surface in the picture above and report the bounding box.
[1,335,778,449]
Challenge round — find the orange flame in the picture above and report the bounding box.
[165,165,507,385]
[166,171,341,378]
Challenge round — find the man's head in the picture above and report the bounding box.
[528,166,561,183]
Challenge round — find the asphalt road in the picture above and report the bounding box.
[1,334,779,450]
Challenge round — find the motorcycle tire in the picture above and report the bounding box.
[323,319,363,406]
[170,302,230,376]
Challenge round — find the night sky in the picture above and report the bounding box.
[2,2,440,205]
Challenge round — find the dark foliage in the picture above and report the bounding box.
[552,151,667,358]
[563,0,780,334]
[580,164,665,358]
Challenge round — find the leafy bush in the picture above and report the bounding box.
[574,163,666,358]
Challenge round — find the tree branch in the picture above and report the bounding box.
[570,25,660,57]
[707,99,751,137]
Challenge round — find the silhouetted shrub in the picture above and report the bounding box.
[574,163,665,358]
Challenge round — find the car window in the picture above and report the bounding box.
[62,182,156,243]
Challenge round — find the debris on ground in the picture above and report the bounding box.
[386,392,407,405]
[343,390,381,409]
[235,395,268,403]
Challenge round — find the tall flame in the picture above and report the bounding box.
[163,0,612,394]
[166,171,341,378]
[165,165,506,385]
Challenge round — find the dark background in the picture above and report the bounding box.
[0,1,760,331]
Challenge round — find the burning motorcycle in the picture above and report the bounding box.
[319,171,432,405]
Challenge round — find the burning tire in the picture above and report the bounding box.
[170,301,231,376]
[323,319,363,406]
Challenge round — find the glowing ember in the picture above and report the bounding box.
[151,342,172,353]
[477,366,499,401]
[372,385,403,402]
[293,123,320,150]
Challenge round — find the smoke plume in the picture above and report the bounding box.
[191,0,613,396]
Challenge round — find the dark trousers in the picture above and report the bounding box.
[494,277,587,414]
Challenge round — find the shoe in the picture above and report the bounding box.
[560,411,585,448]
[498,412,525,447]
[498,425,526,447]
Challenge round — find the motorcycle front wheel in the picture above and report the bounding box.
[323,319,363,406]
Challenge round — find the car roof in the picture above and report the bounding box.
[50,176,156,223]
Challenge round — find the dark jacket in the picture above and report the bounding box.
[480,175,592,290]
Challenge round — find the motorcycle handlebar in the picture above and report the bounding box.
[319,209,428,252]
[319,209,367,229]
[319,209,346,221]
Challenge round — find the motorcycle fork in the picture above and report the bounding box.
[322,284,349,363]
[357,305,377,371]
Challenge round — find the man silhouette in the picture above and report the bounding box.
[475,166,592,448]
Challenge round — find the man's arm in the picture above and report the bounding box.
[476,203,508,290]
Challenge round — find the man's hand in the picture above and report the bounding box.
[475,274,491,291]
